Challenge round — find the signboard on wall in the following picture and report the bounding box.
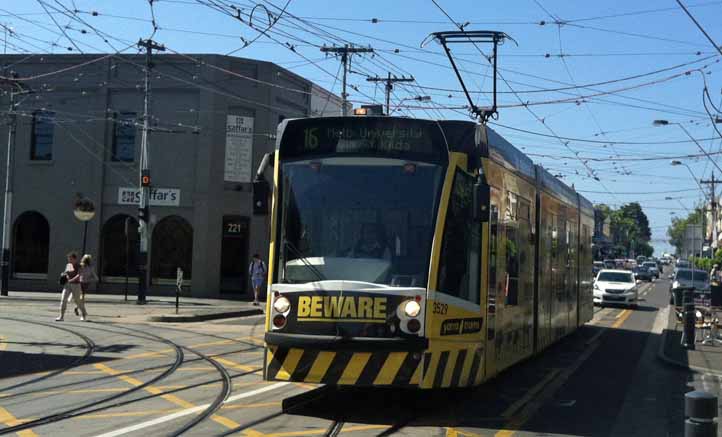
[118,187,181,206]
[224,115,254,182]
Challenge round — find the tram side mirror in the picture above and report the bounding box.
[253,179,270,215]
[473,183,490,222]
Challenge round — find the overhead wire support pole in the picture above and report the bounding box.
[136,38,165,305]
[0,74,29,297]
[701,173,718,250]
[320,44,373,115]
[366,73,415,116]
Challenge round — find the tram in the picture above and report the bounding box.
[255,115,594,389]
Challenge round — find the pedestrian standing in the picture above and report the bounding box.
[74,254,98,316]
[248,253,266,306]
[56,251,87,321]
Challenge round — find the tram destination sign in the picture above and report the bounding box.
[279,118,447,162]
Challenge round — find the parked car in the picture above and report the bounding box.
[676,259,691,269]
[633,266,653,282]
[669,268,710,304]
[593,261,604,276]
[603,259,616,269]
[642,261,660,278]
[593,269,641,308]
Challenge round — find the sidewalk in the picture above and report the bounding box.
[0,291,264,323]
[658,305,722,375]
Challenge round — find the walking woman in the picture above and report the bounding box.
[74,254,98,316]
[56,251,87,321]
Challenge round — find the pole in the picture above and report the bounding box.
[1,83,22,297]
[136,38,165,305]
[81,221,88,255]
[320,45,374,115]
[366,73,415,115]
[702,173,718,253]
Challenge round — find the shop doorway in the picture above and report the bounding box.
[220,215,249,295]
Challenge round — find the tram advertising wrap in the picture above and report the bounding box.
[260,116,594,389]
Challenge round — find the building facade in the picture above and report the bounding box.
[0,54,343,298]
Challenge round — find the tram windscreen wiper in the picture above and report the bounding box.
[282,239,326,283]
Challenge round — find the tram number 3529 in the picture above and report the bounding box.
[433,302,448,315]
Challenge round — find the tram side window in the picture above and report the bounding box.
[438,170,480,304]
[505,192,521,306]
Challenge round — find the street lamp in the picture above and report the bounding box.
[670,160,707,195]
[656,119,722,174]
[665,196,692,213]
[391,95,431,114]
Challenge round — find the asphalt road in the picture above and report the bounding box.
[0,274,691,437]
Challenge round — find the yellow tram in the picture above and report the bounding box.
[254,115,594,389]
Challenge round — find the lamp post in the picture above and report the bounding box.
[671,160,712,254]
[660,119,722,250]
[73,196,95,256]
[391,95,431,114]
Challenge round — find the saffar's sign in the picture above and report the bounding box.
[118,187,180,207]
[224,115,254,183]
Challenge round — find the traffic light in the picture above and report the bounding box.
[253,179,269,215]
[141,170,151,187]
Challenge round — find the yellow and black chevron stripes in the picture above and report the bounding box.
[266,347,422,386]
[265,346,484,388]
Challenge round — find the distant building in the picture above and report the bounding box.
[0,53,343,298]
[592,207,612,259]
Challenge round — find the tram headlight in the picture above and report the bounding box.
[273,296,291,313]
[402,300,421,318]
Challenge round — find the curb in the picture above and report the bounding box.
[146,308,264,322]
[656,316,722,377]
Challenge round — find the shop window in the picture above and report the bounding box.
[31,111,54,160]
[112,112,136,162]
[438,170,480,304]
[12,211,49,276]
[101,214,139,278]
[151,215,193,281]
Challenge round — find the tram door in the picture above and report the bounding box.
[485,190,501,379]
[220,216,249,294]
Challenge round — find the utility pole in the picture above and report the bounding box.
[702,173,718,254]
[136,38,165,304]
[320,44,373,115]
[366,72,415,115]
[0,74,29,297]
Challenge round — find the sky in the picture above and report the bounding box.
[4,0,722,255]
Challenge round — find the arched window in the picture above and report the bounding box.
[100,214,139,279]
[13,211,49,277]
[151,215,193,281]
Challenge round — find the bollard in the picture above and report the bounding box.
[683,289,696,350]
[175,267,183,315]
[685,390,717,437]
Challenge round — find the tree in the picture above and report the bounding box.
[601,202,653,257]
[667,207,705,256]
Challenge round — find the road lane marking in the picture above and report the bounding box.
[501,368,561,418]
[446,428,482,437]
[0,407,37,437]
[90,382,289,437]
[123,337,260,360]
[243,424,389,437]
[612,310,633,328]
[213,356,258,372]
[494,340,601,437]
[93,363,239,429]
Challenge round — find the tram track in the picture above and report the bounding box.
[0,316,96,393]
[0,320,185,435]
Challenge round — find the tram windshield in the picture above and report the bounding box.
[279,157,444,286]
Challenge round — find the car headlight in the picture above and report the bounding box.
[403,300,421,317]
[593,283,600,290]
[673,281,679,289]
[273,296,291,313]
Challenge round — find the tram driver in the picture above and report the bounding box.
[352,223,392,260]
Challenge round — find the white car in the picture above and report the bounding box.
[593,269,641,308]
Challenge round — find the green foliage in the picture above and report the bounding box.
[601,201,653,258]
[666,207,705,256]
